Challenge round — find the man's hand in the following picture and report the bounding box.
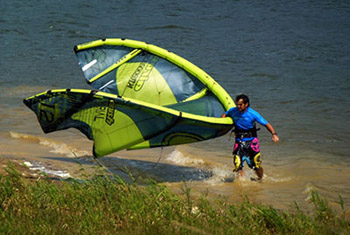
[272,134,279,143]
[266,123,279,143]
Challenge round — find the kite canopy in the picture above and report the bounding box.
[24,38,234,157]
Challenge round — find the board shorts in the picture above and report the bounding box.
[232,137,262,171]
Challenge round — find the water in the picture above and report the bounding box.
[1,0,350,211]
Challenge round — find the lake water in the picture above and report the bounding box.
[1,0,350,211]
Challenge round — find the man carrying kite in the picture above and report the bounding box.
[222,94,279,180]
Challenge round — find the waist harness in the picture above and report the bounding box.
[234,125,260,139]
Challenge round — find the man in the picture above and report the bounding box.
[222,94,279,180]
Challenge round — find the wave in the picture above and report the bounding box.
[145,25,192,31]
[9,131,89,158]
[0,85,49,99]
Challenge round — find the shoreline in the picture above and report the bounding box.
[1,154,349,218]
[2,130,350,213]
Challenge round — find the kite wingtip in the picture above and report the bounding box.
[23,98,30,107]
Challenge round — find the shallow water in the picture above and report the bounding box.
[1,0,350,211]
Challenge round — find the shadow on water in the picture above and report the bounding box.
[41,156,213,183]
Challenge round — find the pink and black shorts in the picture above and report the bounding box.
[233,137,262,170]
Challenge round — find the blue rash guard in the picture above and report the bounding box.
[225,107,268,141]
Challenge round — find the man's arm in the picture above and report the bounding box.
[265,123,279,143]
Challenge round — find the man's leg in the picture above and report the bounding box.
[247,138,263,180]
[253,152,263,180]
[236,168,245,177]
[233,154,242,172]
[254,167,264,180]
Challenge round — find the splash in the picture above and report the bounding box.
[166,148,205,166]
[10,131,89,158]
[167,148,234,184]
[204,165,234,185]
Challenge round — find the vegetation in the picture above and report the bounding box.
[0,163,349,234]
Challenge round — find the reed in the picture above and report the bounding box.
[0,164,349,234]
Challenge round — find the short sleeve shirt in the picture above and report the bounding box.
[225,107,268,130]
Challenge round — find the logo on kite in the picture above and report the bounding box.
[127,57,159,92]
[39,103,55,123]
[105,99,116,125]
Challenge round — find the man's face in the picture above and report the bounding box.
[236,99,249,112]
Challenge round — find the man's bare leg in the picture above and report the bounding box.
[237,169,245,177]
[254,167,264,180]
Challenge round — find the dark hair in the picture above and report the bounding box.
[235,94,250,107]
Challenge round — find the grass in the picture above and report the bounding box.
[0,162,349,234]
